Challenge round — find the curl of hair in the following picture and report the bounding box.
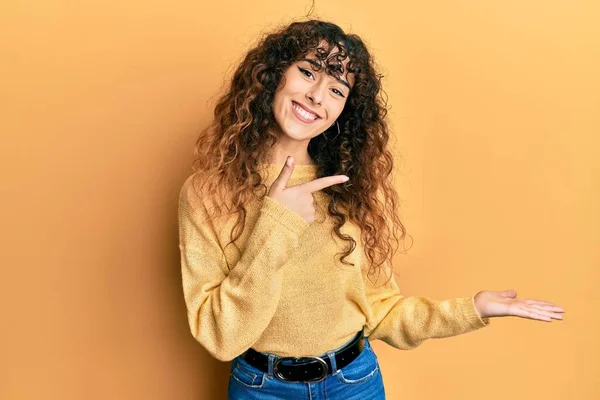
[190,19,413,286]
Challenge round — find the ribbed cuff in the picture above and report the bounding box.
[458,296,491,328]
[260,196,310,236]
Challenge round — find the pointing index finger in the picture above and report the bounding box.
[297,175,349,193]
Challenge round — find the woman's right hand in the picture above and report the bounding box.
[267,156,349,224]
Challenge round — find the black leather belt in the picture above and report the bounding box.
[241,329,365,383]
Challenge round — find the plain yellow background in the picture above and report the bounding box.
[1,1,598,399]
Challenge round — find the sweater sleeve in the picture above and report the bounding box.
[178,175,310,361]
[363,260,491,349]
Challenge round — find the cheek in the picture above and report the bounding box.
[272,81,293,109]
[328,103,346,121]
[271,93,290,125]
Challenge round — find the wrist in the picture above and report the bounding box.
[474,291,486,318]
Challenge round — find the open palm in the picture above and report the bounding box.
[474,290,565,322]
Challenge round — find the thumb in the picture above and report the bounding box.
[499,289,518,298]
[272,156,295,190]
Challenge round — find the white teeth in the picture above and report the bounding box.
[293,103,317,120]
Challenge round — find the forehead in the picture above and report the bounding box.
[301,40,356,87]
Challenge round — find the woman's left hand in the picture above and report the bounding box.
[474,290,565,322]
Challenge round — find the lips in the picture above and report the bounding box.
[291,101,321,123]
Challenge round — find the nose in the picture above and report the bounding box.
[306,80,327,106]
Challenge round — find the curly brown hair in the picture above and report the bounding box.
[190,19,412,285]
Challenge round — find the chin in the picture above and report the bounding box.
[280,125,317,140]
[281,131,310,141]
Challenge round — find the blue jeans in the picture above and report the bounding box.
[227,336,385,399]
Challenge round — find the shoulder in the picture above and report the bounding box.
[179,173,202,205]
[178,172,236,222]
[179,173,216,218]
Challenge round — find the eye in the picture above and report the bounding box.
[299,66,346,98]
[298,67,314,79]
[332,88,346,98]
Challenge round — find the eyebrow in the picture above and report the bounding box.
[301,58,352,91]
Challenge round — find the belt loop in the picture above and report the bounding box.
[326,349,338,373]
[267,353,276,378]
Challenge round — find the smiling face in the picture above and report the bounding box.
[271,42,355,145]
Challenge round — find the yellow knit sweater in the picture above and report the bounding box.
[178,164,490,362]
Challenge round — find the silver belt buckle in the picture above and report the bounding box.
[273,356,328,383]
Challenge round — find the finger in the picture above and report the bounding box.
[525,306,564,320]
[499,289,518,298]
[296,175,349,193]
[272,156,295,190]
[523,299,558,307]
[513,308,553,322]
[528,304,565,313]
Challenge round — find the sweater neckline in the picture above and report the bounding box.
[257,163,318,181]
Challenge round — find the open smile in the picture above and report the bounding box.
[291,101,321,124]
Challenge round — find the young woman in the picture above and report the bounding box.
[178,19,565,399]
